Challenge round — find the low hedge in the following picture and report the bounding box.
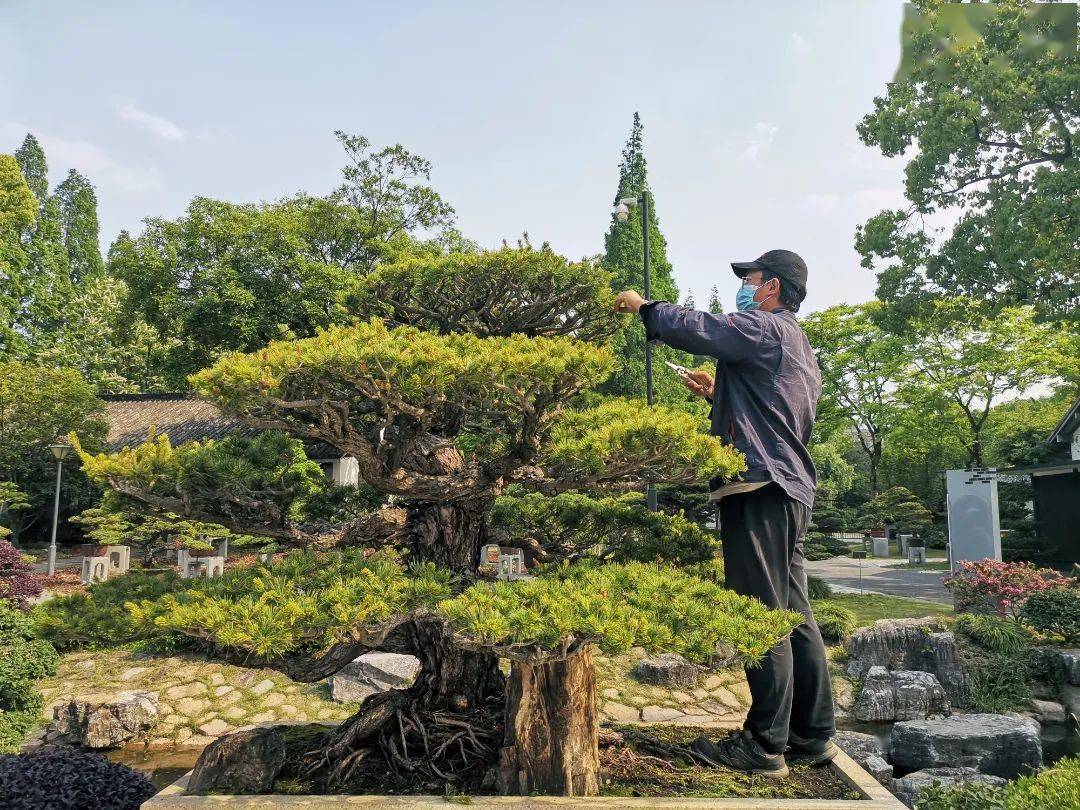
[0,601,59,753]
[914,756,1080,810]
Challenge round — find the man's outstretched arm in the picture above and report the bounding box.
[614,290,762,362]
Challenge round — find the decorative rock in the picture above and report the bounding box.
[833,731,891,783]
[223,707,247,720]
[209,673,225,686]
[199,718,233,737]
[120,667,147,681]
[1030,698,1066,725]
[51,691,159,749]
[263,693,285,707]
[214,685,234,697]
[692,688,710,700]
[846,618,971,708]
[853,667,950,722]
[328,652,422,703]
[702,675,725,690]
[671,690,695,703]
[640,705,684,722]
[678,715,716,725]
[727,680,753,704]
[634,653,701,688]
[248,711,276,724]
[188,727,289,794]
[601,688,621,699]
[1055,649,1080,686]
[250,679,276,696]
[890,767,1006,808]
[889,713,1042,778]
[603,702,642,722]
[165,682,208,700]
[219,691,243,706]
[186,734,217,747]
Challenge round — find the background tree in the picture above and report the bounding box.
[857,486,933,539]
[74,244,802,797]
[0,155,37,359]
[54,170,104,283]
[856,0,1078,325]
[803,303,910,494]
[905,300,1072,466]
[707,285,724,314]
[599,113,691,404]
[110,133,458,388]
[0,362,106,543]
[13,135,47,205]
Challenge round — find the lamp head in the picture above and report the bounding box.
[49,442,73,461]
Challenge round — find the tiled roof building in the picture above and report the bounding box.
[101,393,358,485]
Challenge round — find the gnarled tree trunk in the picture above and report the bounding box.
[497,645,600,796]
[408,498,492,573]
[305,614,505,792]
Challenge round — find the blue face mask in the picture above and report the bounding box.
[735,283,761,312]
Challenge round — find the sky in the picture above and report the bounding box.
[0,1,914,315]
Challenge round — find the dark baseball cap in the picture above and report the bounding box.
[731,249,808,303]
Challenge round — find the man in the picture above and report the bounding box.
[614,249,834,778]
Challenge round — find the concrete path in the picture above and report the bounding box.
[805,555,951,603]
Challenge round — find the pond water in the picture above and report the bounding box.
[107,747,201,790]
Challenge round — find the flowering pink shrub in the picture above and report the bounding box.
[0,539,44,609]
[943,559,1070,619]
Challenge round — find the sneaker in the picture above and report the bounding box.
[691,730,789,778]
[786,738,839,766]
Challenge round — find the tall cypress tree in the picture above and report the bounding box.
[708,285,724,314]
[600,113,689,403]
[14,135,48,206]
[55,169,104,283]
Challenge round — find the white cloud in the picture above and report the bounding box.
[114,98,187,141]
[742,121,778,161]
[789,32,810,57]
[805,193,840,213]
[3,122,161,192]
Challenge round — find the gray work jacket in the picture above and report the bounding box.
[640,302,821,509]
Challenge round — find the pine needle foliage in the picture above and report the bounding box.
[439,561,803,666]
[489,490,718,565]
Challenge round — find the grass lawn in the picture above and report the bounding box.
[828,592,953,626]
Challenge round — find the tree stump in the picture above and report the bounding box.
[497,645,599,796]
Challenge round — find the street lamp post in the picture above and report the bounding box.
[614,192,658,511]
[47,442,72,576]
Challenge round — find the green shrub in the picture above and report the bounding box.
[806,575,833,600]
[955,614,1035,712]
[31,570,185,650]
[955,613,1033,656]
[915,780,1005,809]
[811,600,857,643]
[1002,756,1080,809]
[804,533,851,561]
[0,601,59,752]
[1019,587,1080,643]
[916,757,1080,810]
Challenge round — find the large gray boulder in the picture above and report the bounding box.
[328,651,421,703]
[188,726,287,794]
[833,730,892,783]
[846,618,971,707]
[890,767,1006,808]
[853,667,950,722]
[51,691,159,749]
[889,713,1041,779]
[633,652,701,687]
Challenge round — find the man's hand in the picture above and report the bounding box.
[682,369,714,399]
[614,289,647,314]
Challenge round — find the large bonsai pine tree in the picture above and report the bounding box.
[77,244,801,796]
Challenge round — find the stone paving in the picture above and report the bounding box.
[36,649,356,749]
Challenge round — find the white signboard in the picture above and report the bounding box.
[945,468,1001,570]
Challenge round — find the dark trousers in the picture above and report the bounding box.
[719,483,835,754]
